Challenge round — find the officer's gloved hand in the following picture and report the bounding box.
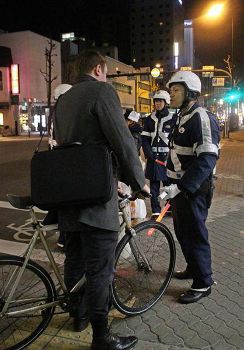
[159,184,181,201]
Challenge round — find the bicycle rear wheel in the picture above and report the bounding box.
[112,221,176,316]
[0,255,56,350]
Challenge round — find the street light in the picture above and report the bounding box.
[206,3,234,87]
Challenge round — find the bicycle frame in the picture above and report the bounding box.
[1,194,152,318]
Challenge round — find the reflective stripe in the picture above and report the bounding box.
[141,131,151,137]
[196,143,219,156]
[173,143,195,155]
[161,114,173,123]
[150,112,157,123]
[152,146,169,153]
[158,131,170,145]
[199,108,212,145]
[167,168,185,179]
[170,148,182,172]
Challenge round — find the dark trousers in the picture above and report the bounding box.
[64,224,118,335]
[150,180,168,214]
[171,192,213,289]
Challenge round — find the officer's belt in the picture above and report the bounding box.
[167,169,185,179]
[152,147,169,153]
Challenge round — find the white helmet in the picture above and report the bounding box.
[153,90,170,104]
[127,111,140,122]
[166,71,201,93]
[54,84,72,100]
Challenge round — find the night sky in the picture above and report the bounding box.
[0,0,243,84]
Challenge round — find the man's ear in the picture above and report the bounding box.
[94,64,102,77]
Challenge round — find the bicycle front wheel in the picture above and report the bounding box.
[112,221,176,316]
[0,255,56,350]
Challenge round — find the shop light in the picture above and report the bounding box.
[11,64,20,94]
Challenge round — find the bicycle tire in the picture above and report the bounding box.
[0,254,56,350]
[112,220,176,316]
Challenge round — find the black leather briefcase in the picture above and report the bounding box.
[31,143,113,210]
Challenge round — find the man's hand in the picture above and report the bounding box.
[159,184,181,200]
[132,184,151,200]
[142,184,150,194]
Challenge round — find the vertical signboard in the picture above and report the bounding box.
[11,64,20,94]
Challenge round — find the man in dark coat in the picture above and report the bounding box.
[54,49,149,350]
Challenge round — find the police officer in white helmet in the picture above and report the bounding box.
[161,71,220,303]
[141,90,175,219]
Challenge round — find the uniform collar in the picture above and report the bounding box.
[181,102,199,117]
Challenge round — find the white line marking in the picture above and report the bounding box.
[0,201,47,213]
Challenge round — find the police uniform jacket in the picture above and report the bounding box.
[54,75,146,232]
[141,108,174,181]
[167,103,220,195]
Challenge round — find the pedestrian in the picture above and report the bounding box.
[124,109,142,155]
[161,70,220,304]
[141,90,174,219]
[53,49,150,350]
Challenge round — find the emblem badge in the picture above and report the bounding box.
[179,127,185,134]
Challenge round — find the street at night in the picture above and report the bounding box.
[0,131,243,349]
[0,0,244,349]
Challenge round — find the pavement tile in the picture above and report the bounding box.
[183,332,210,349]
[159,331,185,347]
[135,340,170,349]
[227,333,244,348]
[43,336,90,349]
[212,339,237,350]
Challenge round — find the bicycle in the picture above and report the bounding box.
[0,192,176,350]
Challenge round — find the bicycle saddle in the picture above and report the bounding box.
[7,194,33,210]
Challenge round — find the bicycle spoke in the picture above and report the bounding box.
[0,257,55,350]
[113,221,175,315]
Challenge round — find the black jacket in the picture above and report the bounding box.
[54,75,146,231]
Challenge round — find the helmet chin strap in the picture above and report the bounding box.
[179,90,198,111]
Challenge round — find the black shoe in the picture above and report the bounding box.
[179,287,211,304]
[174,269,193,280]
[73,317,89,332]
[91,332,138,350]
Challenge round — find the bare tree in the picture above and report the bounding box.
[223,55,237,87]
[40,39,58,134]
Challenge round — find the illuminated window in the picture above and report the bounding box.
[61,32,75,41]
[0,112,3,125]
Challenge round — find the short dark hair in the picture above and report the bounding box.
[76,49,106,76]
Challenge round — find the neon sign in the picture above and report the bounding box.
[11,64,20,94]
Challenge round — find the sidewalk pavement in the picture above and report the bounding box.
[16,131,244,349]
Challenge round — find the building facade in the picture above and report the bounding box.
[0,31,61,135]
[130,0,184,71]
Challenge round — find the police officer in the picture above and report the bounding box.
[141,90,174,219]
[161,71,220,304]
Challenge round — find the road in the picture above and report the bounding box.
[0,137,61,259]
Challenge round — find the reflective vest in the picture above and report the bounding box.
[167,104,220,194]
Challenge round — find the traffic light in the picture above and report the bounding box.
[224,89,240,102]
